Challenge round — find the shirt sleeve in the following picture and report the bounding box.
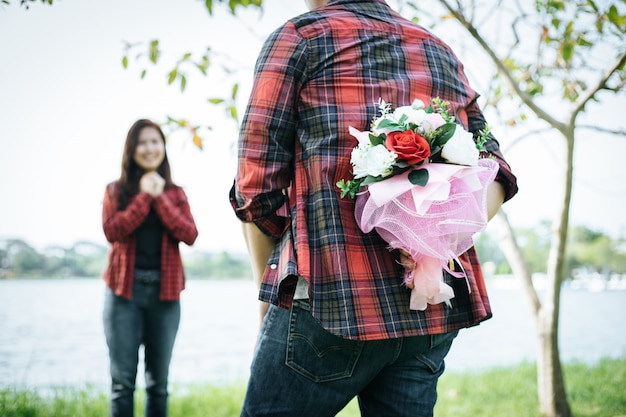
[102,182,152,243]
[231,22,308,238]
[153,187,198,246]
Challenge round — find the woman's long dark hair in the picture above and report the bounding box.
[118,119,174,209]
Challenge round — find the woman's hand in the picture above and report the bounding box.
[398,249,416,289]
[139,172,165,197]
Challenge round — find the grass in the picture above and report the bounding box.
[1,358,624,417]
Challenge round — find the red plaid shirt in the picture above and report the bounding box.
[102,181,198,301]
[231,0,518,340]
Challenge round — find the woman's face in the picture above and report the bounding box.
[133,126,165,172]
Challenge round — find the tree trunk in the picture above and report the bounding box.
[496,208,572,417]
[535,127,574,417]
[537,310,571,417]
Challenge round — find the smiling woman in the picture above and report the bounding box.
[101,119,198,417]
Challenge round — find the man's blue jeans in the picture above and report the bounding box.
[103,281,180,417]
[240,300,458,417]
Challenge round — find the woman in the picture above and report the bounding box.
[101,119,198,417]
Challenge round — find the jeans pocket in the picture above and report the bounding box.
[286,300,364,383]
[414,330,459,374]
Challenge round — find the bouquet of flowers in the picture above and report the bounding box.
[337,98,499,311]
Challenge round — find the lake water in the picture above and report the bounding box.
[0,279,624,389]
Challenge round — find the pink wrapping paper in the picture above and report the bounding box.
[354,158,499,310]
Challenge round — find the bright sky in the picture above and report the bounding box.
[1,0,625,254]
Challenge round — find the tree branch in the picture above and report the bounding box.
[571,50,626,120]
[436,0,567,132]
[493,210,542,318]
[576,124,626,136]
[502,126,555,153]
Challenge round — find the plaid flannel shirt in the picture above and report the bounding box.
[102,181,198,301]
[231,0,518,340]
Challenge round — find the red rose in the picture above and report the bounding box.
[385,130,431,165]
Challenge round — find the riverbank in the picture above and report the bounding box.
[2,357,624,417]
[2,279,625,390]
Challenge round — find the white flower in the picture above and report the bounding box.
[351,144,397,179]
[441,125,479,166]
[410,99,425,110]
[377,98,392,115]
[393,105,427,127]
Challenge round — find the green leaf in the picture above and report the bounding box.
[205,0,213,15]
[229,105,238,121]
[180,75,187,92]
[361,175,382,186]
[408,169,429,186]
[608,5,619,25]
[167,69,177,85]
[208,98,225,104]
[122,56,128,69]
[376,118,404,132]
[561,42,574,62]
[196,60,209,75]
[369,133,385,146]
[149,39,160,64]
[231,83,239,100]
[337,178,363,199]
[140,69,147,79]
[431,123,456,148]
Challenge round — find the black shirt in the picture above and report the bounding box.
[134,208,163,270]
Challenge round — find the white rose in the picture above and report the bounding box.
[441,125,479,166]
[393,106,427,126]
[410,99,425,110]
[351,144,396,179]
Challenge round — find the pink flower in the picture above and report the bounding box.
[421,113,446,133]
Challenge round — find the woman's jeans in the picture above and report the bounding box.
[240,300,458,417]
[103,277,180,417]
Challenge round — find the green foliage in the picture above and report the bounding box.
[567,225,626,275]
[474,231,512,275]
[4,223,624,280]
[0,239,251,279]
[0,386,108,417]
[519,1,626,102]
[2,358,624,417]
[0,239,109,279]
[474,222,626,278]
[183,250,252,279]
[204,0,262,15]
[119,0,263,143]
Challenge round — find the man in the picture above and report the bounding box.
[230,0,518,415]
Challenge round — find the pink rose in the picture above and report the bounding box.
[422,113,446,133]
